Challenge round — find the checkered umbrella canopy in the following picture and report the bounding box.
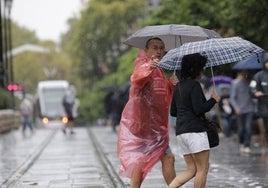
[157,37,265,70]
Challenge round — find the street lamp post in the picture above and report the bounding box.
[4,0,14,108]
[0,0,4,88]
[6,0,12,85]
[0,0,13,90]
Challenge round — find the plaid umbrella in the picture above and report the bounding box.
[157,37,265,70]
[123,24,221,50]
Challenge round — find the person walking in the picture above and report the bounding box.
[20,96,34,134]
[117,37,177,188]
[218,87,235,138]
[249,52,268,149]
[62,85,76,134]
[230,71,255,153]
[169,53,220,188]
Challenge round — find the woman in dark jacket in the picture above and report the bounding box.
[169,53,220,188]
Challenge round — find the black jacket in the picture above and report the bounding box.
[170,79,217,136]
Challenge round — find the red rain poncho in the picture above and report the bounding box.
[117,50,174,180]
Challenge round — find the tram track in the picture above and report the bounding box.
[87,127,126,188]
[1,127,126,188]
[1,129,57,188]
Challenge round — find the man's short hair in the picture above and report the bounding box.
[145,37,163,48]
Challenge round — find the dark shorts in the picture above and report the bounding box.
[67,115,74,121]
[65,108,74,121]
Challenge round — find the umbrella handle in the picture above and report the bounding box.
[210,65,216,89]
[173,69,176,75]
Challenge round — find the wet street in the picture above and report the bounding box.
[0,125,267,188]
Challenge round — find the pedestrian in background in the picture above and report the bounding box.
[103,83,130,132]
[104,90,117,127]
[62,85,76,134]
[117,38,177,188]
[218,87,235,138]
[20,96,34,134]
[249,52,268,150]
[169,53,219,188]
[230,71,255,154]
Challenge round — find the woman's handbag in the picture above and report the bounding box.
[202,117,221,148]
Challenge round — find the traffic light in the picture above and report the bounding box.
[7,83,23,91]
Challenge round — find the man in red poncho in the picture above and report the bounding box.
[117,37,177,188]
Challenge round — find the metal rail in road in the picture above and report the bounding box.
[87,127,126,188]
[0,127,126,188]
[1,130,57,188]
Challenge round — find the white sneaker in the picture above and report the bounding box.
[261,147,267,154]
[243,147,251,153]
[240,145,244,153]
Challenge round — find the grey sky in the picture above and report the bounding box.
[11,0,82,43]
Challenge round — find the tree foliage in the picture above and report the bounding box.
[13,47,74,94]
[64,0,144,90]
[149,0,268,50]
[11,22,39,47]
[59,0,145,121]
[4,21,81,110]
[227,0,268,49]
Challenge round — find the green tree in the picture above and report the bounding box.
[11,21,79,95]
[64,0,144,89]
[147,0,232,35]
[11,22,39,47]
[75,48,137,122]
[60,0,145,121]
[13,45,74,94]
[227,0,268,49]
[149,0,268,50]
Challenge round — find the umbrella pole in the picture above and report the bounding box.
[179,36,182,47]
[209,65,224,132]
[210,65,216,88]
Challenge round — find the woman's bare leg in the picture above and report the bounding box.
[192,150,210,188]
[168,154,196,188]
